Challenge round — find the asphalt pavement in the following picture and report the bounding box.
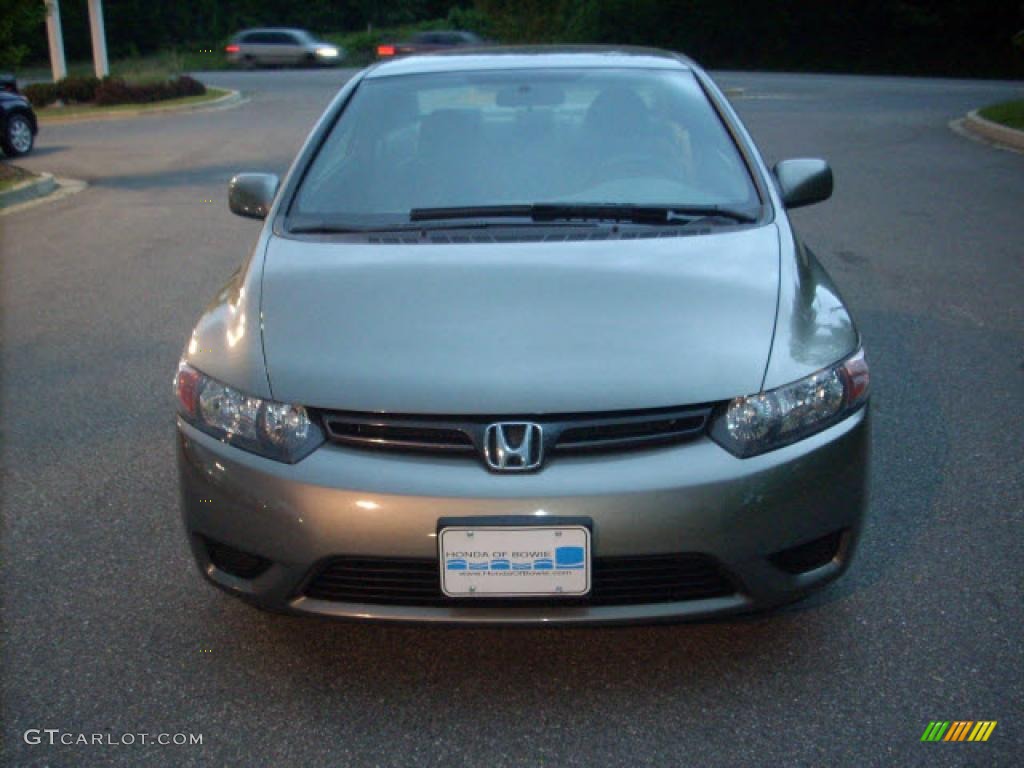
[2,67,1022,767]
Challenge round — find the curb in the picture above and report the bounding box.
[0,176,87,215]
[0,172,56,208]
[36,88,242,125]
[963,110,1024,152]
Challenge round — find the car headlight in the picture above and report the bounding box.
[709,348,869,458]
[314,45,339,58]
[174,361,324,463]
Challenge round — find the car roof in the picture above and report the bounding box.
[365,45,695,79]
[410,29,478,38]
[237,28,311,36]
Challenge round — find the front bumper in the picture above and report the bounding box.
[177,407,869,624]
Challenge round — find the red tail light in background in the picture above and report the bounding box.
[225,44,240,54]
[377,45,395,57]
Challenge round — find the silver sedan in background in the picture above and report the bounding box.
[175,47,870,624]
[225,28,342,68]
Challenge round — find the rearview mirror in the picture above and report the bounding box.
[228,173,280,219]
[773,159,832,209]
[496,83,566,108]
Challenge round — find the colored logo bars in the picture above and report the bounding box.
[921,721,997,742]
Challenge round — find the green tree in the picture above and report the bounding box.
[0,0,45,69]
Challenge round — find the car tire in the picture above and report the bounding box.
[241,55,257,70]
[2,112,34,156]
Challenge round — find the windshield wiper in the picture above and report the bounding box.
[287,218,598,235]
[532,203,758,224]
[288,221,496,234]
[289,203,756,235]
[409,203,758,225]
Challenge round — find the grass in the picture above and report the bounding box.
[15,48,232,83]
[978,99,1024,131]
[0,162,37,193]
[35,87,230,122]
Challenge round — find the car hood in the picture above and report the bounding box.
[261,226,780,414]
[0,92,30,108]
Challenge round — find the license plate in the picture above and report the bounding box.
[439,525,591,597]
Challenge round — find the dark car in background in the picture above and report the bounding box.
[376,30,483,58]
[0,77,37,156]
[225,28,343,68]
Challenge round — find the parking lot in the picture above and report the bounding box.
[2,68,1022,766]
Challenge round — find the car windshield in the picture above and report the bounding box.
[289,68,760,230]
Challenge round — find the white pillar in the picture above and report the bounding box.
[44,0,67,82]
[87,0,109,78]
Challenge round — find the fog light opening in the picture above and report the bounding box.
[769,529,846,575]
[201,536,272,579]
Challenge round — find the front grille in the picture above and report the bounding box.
[321,405,712,464]
[323,420,475,453]
[557,413,707,451]
[302,553,736,606]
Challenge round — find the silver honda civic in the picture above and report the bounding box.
[175,47,870,624]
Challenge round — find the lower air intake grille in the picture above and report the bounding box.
[302,553,736,606]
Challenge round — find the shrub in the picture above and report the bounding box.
[93,76,133,105]
[23,76,101,107]
[94,75,206,106]
[172,75,205,98]
[446,6,493,38]
[23,82,59,107]
[57,75,100,104]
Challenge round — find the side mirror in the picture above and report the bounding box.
[773,158,832,209]
[228,173,280,219]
